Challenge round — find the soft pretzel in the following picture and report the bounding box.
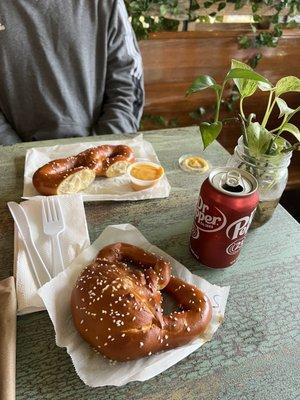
[71,242,212,361]
[32,144,135,195]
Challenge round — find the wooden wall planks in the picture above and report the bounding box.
[139,28,300,189]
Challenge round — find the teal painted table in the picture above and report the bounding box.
[0,127,299,400]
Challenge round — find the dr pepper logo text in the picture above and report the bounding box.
[191,196,254,240]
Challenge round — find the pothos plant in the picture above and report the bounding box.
[186,59,300,159]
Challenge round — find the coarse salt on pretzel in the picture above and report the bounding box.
[32,144,135,195]
[71,242,212,361]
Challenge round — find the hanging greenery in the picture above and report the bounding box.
[126,0,300,128]
[125,0,300,43]
[125,0,181,40]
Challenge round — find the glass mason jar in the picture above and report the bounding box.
[227,136,292,228]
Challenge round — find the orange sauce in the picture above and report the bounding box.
[130,164,164,181]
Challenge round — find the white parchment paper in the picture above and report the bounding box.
[38,224,230,387]
[23,135,171,201]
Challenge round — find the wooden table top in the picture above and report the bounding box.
[0,126,299,400]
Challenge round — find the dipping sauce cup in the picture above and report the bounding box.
[128,161,164,191]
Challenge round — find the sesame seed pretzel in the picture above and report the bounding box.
[71,242,212,361]
[32,144,135,195]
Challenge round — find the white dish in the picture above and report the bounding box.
[23,135,171,202]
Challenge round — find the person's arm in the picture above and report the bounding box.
[93,0,144,135]
[0,111,21,145]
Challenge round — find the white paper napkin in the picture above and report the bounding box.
[13,195,90,315]
[38,224,230,387]
[23,134,171,201]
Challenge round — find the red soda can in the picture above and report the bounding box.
[190,167,259,268]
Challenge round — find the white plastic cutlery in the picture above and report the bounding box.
[8,202,52,287]
[42,196,65,276]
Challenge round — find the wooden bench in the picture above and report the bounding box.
[139,28,300,190]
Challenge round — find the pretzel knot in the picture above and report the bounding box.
[32,144,135,195]
[71,242,212,361]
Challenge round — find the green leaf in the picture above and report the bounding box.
[258,81,273,91]
[199,121,222,149]
[274,25,282,37]
[267,136,287,155]
[275,98,295,118]
[226,68,270,85]
[128,2,142,12]
[204,1,213,8]
[281,123,300,141]
[231,59,258,98]
[159,4,169,16]
[246,122,273,157]
[248,53,262,68]
[218,2,226,11]
[160,4,168,16]
[253,14,261,23]
[275,76,300,97]
[186,75,221,96]
[238,35,252,49]
[234,0,247,10]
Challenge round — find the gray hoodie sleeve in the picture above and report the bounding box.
[0,111,21,145]
[93,0,144,135]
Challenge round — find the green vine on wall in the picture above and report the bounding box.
[126,0,300,42]
[126,0,300,128]
[234,0,300,49]
[125,0,180,40]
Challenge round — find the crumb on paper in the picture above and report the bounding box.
[217,313,224,324]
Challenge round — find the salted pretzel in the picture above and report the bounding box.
[32,144,135,195]
[71,242,212,361]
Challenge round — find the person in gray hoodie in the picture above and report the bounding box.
[0,0,144,144]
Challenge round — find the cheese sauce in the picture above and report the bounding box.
[130,163,163,181]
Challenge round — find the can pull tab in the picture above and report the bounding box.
[221,170,245,193]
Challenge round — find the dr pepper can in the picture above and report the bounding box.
[190,167,259,268]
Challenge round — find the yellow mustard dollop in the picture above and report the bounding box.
[183,156,209,172]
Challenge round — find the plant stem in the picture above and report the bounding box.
[214,81,226,122]
[240,114,248,146]
[239,97,246,121]
[266,115,288,154]
[261,91,274,128]
[269,124,284,134]
[266,105,300,152]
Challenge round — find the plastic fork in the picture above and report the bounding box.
[8,202,52,287]
[42,197,65,276]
